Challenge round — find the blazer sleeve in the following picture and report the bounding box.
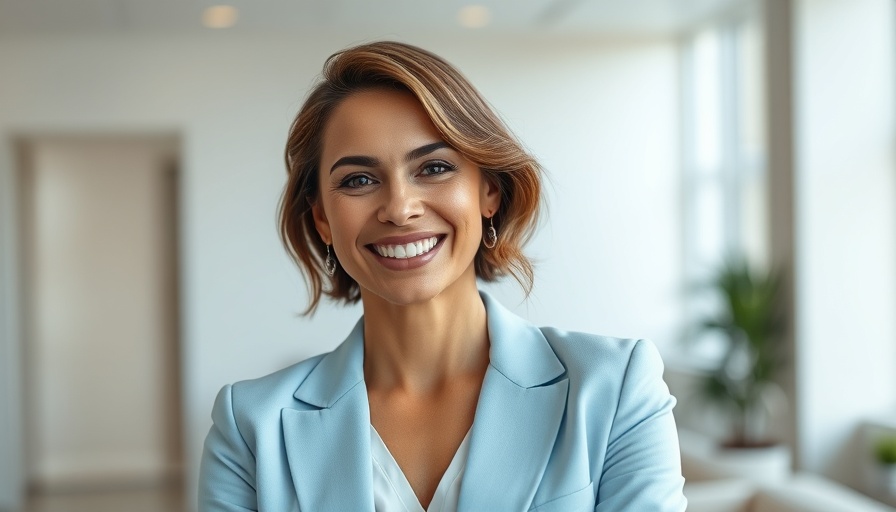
[199,384,258,512]
[595,339,687,511]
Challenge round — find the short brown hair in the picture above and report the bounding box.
[280,41,542,314]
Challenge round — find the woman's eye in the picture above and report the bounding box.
[421,162,456,176]
[341,175,375,188]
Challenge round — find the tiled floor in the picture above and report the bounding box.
[24,486,186,512]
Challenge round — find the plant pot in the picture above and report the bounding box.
[881,464,896,497]
[679,429,792,484]
[709,443,792,483]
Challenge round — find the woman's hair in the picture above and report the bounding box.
[280,41,542,314]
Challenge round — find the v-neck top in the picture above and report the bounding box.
[370,425,471,512]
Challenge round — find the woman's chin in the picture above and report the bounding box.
[359,274,477,309]
[361,285,443,308]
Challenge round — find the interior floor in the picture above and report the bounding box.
[24,484,186,512]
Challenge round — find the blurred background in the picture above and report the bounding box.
[0,0,894,510]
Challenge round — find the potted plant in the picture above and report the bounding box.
[874,435,896,496]
[690,255,790,481]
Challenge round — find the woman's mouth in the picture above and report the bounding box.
[371,236,440,259]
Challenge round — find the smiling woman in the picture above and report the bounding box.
[198,41,688,512]
[313,89,499,306]
[280,42,541,314]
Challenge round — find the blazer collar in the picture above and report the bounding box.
[293,317,365,408]
[284,291,569,512]
[480,291,565,387]
[459,292,569,510]
[292,291,565,406]
[282,318,373,511]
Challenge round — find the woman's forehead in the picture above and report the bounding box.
[320,89,447,163]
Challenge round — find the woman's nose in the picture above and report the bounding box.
[377,182,424,226]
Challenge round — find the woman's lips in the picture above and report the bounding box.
[371,235,439,259]
[366,235,445,271]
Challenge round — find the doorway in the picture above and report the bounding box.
[16,136,184,502]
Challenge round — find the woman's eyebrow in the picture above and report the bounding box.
[329,141,450,174]
[405,141,450,162]
[330,155,379,174]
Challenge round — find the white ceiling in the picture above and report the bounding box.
[0,0,746,36]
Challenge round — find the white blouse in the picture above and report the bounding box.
[370,426,471,512]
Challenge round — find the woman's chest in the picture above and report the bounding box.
[367,384,480,507]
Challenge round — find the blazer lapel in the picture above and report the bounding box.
[281,319,375,512]
[458,293,569,512]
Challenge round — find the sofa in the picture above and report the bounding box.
[684,474,896,512]
[679,429,895,511]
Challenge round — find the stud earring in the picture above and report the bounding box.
[325,245,337,276]
[484,217,498,249]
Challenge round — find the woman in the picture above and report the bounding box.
[200,41,687,512]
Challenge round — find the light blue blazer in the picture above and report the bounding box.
[199,292,687,511]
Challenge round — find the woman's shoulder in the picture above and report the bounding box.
[539,326,656,362]
[225,352,329,420]
[537,327,666,391]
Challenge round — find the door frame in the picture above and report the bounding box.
[0,133,185,506]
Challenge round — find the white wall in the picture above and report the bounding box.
[21,139,180,489]
[0,32,680,508]
[794,0,896,489]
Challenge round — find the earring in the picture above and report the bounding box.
[484,217,498,249]
[325,244,337,276]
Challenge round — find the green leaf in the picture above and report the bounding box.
[686,253,788,444]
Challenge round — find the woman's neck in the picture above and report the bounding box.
[360,278,490,394]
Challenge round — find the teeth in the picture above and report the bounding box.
[374,236,439,260]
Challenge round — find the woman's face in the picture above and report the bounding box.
[312,88,500,306]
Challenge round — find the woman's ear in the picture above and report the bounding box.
[311,200,332,245]
[480,173,501,217]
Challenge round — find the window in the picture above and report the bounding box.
[681,14,767,362]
